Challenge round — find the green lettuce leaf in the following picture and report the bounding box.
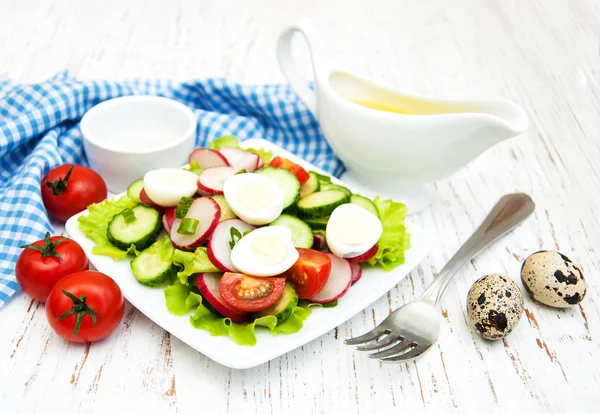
[208,135,239,150]
[164,280,191,316]
[208,135,273,165]
[246,147,273,165]
[172,248,219,285]
[126,244,141,257]
[164,279,312,346]
[77,195,140,260]
[183,161,202,175]
[366,196,411,271]
[271,305,311,335]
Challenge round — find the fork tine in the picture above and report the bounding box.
[344,328,386,345]
[356,334,400,351]
[379,345,428,363]
[367,341,414,359]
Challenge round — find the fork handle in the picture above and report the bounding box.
[421,193,535,305]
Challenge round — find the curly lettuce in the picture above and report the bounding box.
[183,161,202,175]
[366,197,411,271]
[171,248,219,285]
[164,280,312,346]
[78,195,140,260]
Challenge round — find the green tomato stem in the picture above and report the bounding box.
[20,232,68,260]
[44,164,74,196]
[56,289,103,338]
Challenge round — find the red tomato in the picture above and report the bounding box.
[16,232,89,302]
[41,164,107,222]
[269,156,310,185]
[285,248,331,299]
[46,271,124,343]
[219,273,286,312]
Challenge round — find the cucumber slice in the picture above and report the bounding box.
[107,205,162,250]
[282,203,298,216]
[253,283,298,321]
[300,172,320,197]
[319,182,351,195]
[131,258,176,287]
[255,167,301,209]
[350,194,379,217]
[127,179,144,203]
[211,195,237,221]
[297,190,350,218]
[304,216,329,230]
[313,171,332,184]
[130,247,176,287]
[269,214,313,248]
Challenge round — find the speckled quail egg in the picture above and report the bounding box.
[521,250,587,308]
[467,274,524,340]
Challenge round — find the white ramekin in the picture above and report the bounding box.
[80,95,197,193]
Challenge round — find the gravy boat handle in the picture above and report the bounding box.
[277,19,332,116]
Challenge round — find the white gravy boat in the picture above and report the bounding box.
[277,19,528,213]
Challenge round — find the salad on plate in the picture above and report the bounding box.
[77,136,410,345]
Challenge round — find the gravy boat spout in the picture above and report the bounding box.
[277,20,529,213]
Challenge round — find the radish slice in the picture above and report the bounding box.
[163,207,176,233]
[350,262,363,284]
[256,156,264,170]
[197,166,236,195]
[194,273,248,322]
[189,148,230,169]
[346,243,378,263]
[308,254,353,304]
[207,219,255,272]
[219,147,260,172]
[313,233,327,251]
[170,197,221,250]
[139,188,166,213]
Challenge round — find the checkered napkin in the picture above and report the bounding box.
[0,71,343,308]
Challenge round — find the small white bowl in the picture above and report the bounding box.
[80,96,197,193]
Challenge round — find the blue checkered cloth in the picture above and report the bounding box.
[0,70,343,308]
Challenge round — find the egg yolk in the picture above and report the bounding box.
[249,232,287,265]
[329,211,369,245]
[237,181,274,210]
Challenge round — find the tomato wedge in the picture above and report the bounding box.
[219,273,286,312]
[284,248,331,299]
[269,156,310,185]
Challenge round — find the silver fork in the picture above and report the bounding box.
[344,193,535,362]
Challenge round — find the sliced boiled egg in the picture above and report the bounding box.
[223,173,284,225]
[143,168,199,207]
[230,226,299,277]
[326,203,383,258]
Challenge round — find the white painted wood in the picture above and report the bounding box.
[1,0,599,412]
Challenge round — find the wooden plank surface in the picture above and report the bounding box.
[1,0,599,412]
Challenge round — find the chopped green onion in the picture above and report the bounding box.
[121,208,136,223]
[176,197,194,219]
[235,169,247,175]
[228,227,242,249]
[177,218,199,235]
[228,227,252,249]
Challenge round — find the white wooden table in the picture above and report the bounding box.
[1,0,599,412]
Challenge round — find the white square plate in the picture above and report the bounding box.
[65,138,433,369]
